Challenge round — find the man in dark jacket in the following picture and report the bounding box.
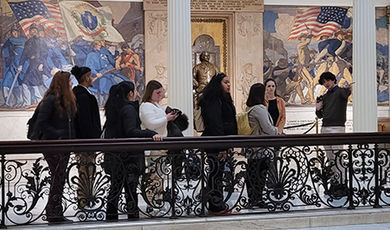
[71,66,101,208]
[315,71,352,199]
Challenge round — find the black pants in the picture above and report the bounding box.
[206,152,227,212]
[246,158,269,206]
[43,152,70,221]
[106,157,140,220]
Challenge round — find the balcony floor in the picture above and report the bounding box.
[9,206,390,230]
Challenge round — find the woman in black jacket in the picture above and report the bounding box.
[198,72,237,215]
[103,81,162,221]
[35,71,77,224]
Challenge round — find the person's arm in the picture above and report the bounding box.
[139,103,168,131]
[253,106,278,135]
[315,101,323,118]
[115,55,122,70]
[122,105,158,137]
[339,85,352,99]
[276,98,286,134]
[132,53,143,71]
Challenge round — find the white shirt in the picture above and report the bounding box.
[139,102,167,136]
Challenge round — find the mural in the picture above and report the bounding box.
[0,0,145,108]
[263,6,389,105]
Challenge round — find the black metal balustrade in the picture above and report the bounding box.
[0,132,389,227]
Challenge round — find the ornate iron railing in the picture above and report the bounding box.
[0,133,389,227]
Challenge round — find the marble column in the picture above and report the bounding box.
[353,0,377,132]
[167,0,193,136]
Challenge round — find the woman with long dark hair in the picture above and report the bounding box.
[245,83,278,208]
[264,78,286,134]
[35,71,77,223]
[104,81,162,221]
[198,72,237,215]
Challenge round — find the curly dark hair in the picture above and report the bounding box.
[198,72,232,106]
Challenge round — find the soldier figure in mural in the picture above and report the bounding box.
[296,32,315,104]
[115,43,143,83]
[270,57,307,104]
[85,40,130,105]
[192,51,219,131]
[17,24,49,106]
[2,24,26,107]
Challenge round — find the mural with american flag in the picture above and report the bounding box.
[263,5,389,105]
[0,0,145,109]
[8,0,66,38]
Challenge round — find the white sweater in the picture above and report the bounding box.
[139,102,167,136]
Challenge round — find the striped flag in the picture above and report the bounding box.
[288,7,348,40]
[8,0,66,38]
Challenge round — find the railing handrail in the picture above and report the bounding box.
[0,132,389,154]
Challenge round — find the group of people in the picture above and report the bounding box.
[31,57,351,222]
[31,65,180,223]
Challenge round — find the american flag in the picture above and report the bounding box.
[8,0,66,38]
[288,7,348,40]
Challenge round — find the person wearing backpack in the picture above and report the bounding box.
[198,73,237,215]
[245,83,278,209]
[35,71,77,224]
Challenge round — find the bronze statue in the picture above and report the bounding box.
[192,52,219,94]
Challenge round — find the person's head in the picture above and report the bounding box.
[47,28,58,39]
[11,25,19,37]
[264,78,278,97]
[335,31,344,40]
[319,35,329,41]
[122,43,134,55]
[201,73,231,103]
[104,81,136,125]
[319,72,337,89]
[344,34,352,43]
[43,71,76,117]
[37,25,45,38]
[199,52,210,62]
[246,83,265,107]
[29,24,39,37]
[142,80,164,103]
[93,40,102,50]
[71,66,92,87]
[298,34,307,42]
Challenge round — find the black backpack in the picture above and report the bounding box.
[27,106,42,140]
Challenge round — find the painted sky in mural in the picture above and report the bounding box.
[263,6,389,105]
[0,0,145,109]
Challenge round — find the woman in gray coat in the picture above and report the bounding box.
[245,83,278,208]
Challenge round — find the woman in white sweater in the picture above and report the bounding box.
[139,80,177,206]
[245,83,278,209]
[140,80,177,136]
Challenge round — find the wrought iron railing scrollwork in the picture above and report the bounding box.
[0,133,389,227]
